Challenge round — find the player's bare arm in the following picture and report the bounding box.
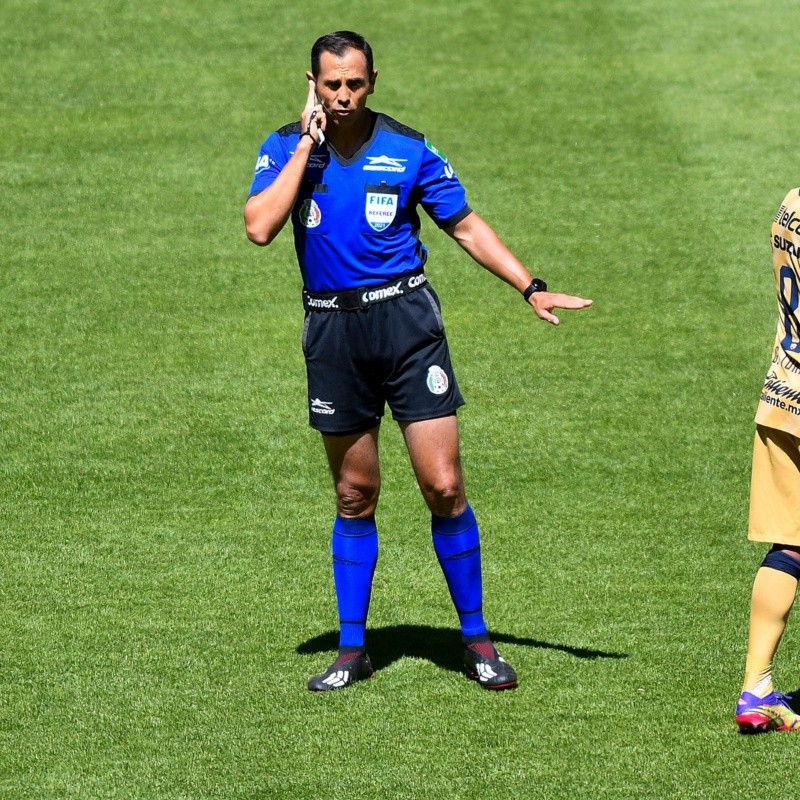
[447,211,592,326]
[244,79,326,246]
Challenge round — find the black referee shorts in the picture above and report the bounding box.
[301,284,465,435]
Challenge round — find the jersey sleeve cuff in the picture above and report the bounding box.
[436,205,472,229]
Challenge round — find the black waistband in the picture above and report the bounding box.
[303,270,427,312]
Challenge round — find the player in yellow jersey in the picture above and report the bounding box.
[736,188,800,733]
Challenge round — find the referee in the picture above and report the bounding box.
[244,31,592,691]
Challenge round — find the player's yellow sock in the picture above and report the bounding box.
[742,565,798,696]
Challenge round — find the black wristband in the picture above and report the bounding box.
[300,131,316,144]
[523,278,548,302]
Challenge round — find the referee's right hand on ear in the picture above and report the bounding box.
[301,77,325,144]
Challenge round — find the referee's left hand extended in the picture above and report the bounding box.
[528,292,592,326]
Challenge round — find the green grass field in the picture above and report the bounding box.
[2,1,797,797]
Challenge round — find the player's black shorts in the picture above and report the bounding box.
[301,281,464,435]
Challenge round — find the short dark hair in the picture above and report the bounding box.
[311,31,374,78]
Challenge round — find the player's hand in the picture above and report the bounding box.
[301,76,326,144]
[527,292,592,326]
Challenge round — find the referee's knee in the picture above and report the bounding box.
[421,481,465,518]
[335,483,380,518]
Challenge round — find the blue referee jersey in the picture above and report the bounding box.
[249,112,472,293]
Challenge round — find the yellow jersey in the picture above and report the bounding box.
[755,188,800,435]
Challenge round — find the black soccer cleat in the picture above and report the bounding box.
[308,651,375,692]
[463,641,518,690]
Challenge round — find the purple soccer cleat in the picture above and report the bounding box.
[736,690,800,733]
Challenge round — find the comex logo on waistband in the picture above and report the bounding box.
[306,295,339,310]
[361,282,403,304]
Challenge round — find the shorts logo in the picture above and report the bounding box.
[299,199,322,228]
[365,192,397,231]
[426,365,449,395]
[363,156,407,173]
[408,273,427,289]
[311,398,335,415]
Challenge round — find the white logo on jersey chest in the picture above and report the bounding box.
[363,156,407,173]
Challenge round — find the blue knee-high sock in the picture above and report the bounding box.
[332,516,379,649]
[431,504,488,638]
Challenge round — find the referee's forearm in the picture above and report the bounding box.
[472,247,534,294]
[451,214,533,293]
[244,140,315,245]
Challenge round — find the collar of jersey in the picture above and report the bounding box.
[324,110,380,167]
